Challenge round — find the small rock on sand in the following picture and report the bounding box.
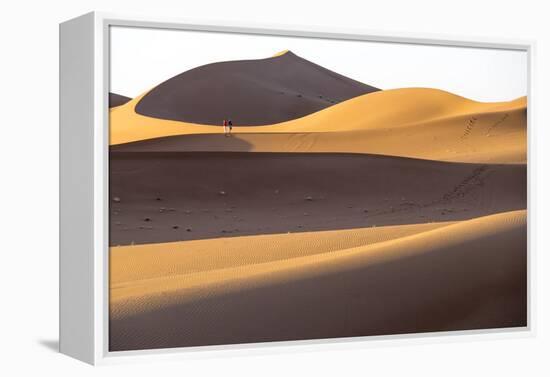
[304,196,313,201]
[219,190,227,196]
[112,196,121,203]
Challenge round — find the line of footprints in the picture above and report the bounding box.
[461,116,477,140]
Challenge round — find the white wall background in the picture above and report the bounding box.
[1,0,549,376]
[111,26,527,102]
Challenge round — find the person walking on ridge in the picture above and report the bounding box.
[222,119,228,136]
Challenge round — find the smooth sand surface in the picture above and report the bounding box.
[109,152,525,245]
[110,88,526,164]
[110,210,526,351]
[134,51,378,125]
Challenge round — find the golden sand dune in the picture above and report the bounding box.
[113,106,525,163]
[110,210,526,350]
[111,221,452,285]
[110,88,526,163]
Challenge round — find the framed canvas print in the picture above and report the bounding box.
[59,12,533,365]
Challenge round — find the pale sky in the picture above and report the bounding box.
[110,26,527,103]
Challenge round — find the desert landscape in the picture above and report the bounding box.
[108,50,527,351]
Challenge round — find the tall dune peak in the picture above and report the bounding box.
[272,49,291,57]
[134,51,380,126]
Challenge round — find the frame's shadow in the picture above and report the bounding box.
[38,339,59,353]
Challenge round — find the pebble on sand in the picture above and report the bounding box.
[112,196,121,203]
[305,196,314,201]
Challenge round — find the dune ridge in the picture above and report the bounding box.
[112,103,526,163]
[110,210,526,350]
[111,221,453,285]
[110,87,526,163]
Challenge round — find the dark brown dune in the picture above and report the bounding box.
[109,92,132,108]
[134,51,379,125]
[109,151,526,246]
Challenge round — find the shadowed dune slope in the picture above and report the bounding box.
[110,87,526,148]
[109,92,132,108]
[109,152,526,246]
[109,210,527,351]
[134,51,379,125]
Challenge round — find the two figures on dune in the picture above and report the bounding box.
[223,119,233,136]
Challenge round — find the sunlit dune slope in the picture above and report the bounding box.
[111,221,452,285]
[113,103,526,163]
[110,88,526,163]
[110,210,527,351]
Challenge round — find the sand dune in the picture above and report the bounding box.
[110,87,526,157]
[134,50,379,125]
[108,52,527,352]
[109,210,526,351]
[112,103,526,163]
[109,151,525,246]
[111,222,453,285]
[109,92,131,108]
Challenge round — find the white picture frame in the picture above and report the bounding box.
[59,11,536,365]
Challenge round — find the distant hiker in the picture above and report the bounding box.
[228,120,233,135]
[223,119,229,136]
